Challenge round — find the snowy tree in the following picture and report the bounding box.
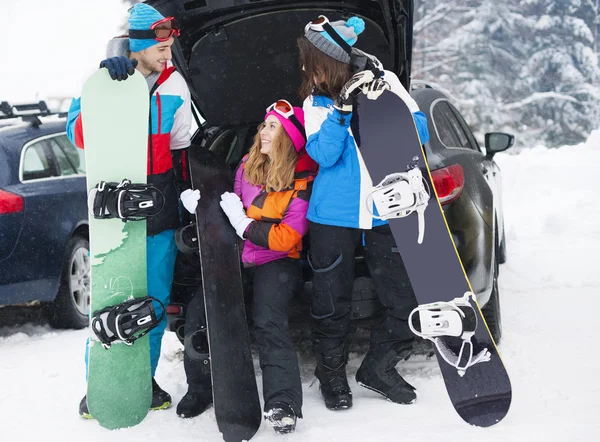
[518,0,600,145]
[413,0,600,147]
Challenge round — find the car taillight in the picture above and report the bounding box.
[431,164,464,205]
[166,305,182,315]
[0,189,24,214]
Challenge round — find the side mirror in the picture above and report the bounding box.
[485,132,514,158]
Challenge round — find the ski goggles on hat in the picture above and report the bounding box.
[265,99,307,143]
[266,99,295,119]
[304,15,330,33]
[129,17,181,42]
[304,15,352,56]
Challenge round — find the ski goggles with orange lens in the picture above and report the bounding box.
[304,15,330,33]
[266,99,295,119]
[265,99,306,143]
[129,17,181,42]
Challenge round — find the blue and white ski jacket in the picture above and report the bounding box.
[303,70,430,230]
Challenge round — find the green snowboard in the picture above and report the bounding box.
[81,68,151,429]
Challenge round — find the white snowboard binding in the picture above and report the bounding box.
[409,292,491,376]
[366,157,430,243]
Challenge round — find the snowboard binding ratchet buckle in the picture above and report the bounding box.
[88,179,165,222]
[408,292,491,376]
[366,157,430,244]
[91,296,165,349]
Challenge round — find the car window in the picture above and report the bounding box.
[54,135,85,174]
[21,140,56,181]
[447,103,481,152]
[432,101,461,148]
[48,138,78,176]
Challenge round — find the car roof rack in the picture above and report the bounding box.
[0,100,64,128]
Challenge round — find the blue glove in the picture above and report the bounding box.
[99,56,139,81]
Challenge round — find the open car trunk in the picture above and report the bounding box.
[145,0,414,127]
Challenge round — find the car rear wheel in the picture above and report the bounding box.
[482,235,502,343]
[42,235,90,329]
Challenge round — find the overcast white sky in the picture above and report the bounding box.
[1,0,128,105]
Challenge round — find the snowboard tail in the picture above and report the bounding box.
[355,90,511,427]
[188,148,262,442]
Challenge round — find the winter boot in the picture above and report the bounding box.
[78,377,171,419]
[355,341,416,404]
[264,403,297,434]
[315,343,353,410]
[79,395,92,419]
[176,386,213,418]
[151,378,172,410]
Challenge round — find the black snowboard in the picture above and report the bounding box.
[355,90,511,427]
[188,147,262,441]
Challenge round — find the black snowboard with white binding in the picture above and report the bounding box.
[355,88,512,427]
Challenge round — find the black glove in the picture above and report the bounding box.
[99,56,139,81]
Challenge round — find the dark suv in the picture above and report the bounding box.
[153,0,514,343]
[0,101,89,329]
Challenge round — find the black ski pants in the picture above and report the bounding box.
[308,222,417,355]
[245,258,303,417]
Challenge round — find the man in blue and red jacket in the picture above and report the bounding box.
[66,3,199,418]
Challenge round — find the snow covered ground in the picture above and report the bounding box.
[2,131,600,441]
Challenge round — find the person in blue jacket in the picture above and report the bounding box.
[297,15,431,411]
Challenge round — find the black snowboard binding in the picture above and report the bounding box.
[409,292,491,376]
[175,222,198,255]
[91,296,164,349]
[88,179,164,222]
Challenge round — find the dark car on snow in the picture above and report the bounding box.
[148,0,514,343]
[0,101,89,329]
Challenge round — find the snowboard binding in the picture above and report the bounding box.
[408,292,491,376]
[175,222,198,255]
[88,179,165,222]
[91,296,165,349]
[366,157,430,243]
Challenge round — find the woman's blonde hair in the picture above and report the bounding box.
[244,122,298,192]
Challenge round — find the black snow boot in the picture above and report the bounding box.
[355,341,416,404]
[315,343,353,410]
[151,378,172,410]
[264,403,297,434]
[79,395,92,419]
[176,386,213,418]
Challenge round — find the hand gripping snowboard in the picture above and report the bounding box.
[188,148,262,442]
[355,90,511,427]
[80,68,152,429]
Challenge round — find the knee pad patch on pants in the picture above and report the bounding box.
[308,251,344,319]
